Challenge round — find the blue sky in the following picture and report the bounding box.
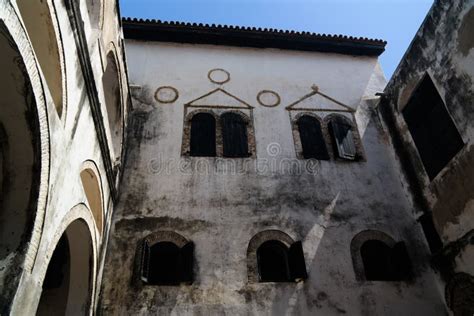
[119,0,433,78]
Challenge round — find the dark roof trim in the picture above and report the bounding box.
[123,18,386,56]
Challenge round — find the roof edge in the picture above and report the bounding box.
[122,18,386,57]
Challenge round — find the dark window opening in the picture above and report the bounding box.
[43,234,70,289]
[222,112,249,157]
[190,113,216,157]
[141,241,194,285]
[257,240,307,282]
[360,240,412,281]
[297,115,329,160]
[419,213,443,253]
[402,75,464,180]
[329,116,357,160]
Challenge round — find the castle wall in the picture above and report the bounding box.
[100,41,445,315]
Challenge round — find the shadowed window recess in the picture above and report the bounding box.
[360,240,412,281]
[329,115,357,160]
[141,240,194,285]
[222,112,249,157]
[297,115,329,160]
[257,240,307,282]
[403,74,464,180]
[190,113,216,157]
[418,212,443,253]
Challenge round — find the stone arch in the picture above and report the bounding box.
[0,15,49,311]
[350,230,397,281]
[80,161,104,236]
[446,272,474,316]
[102,48,124,163]
[247,230,295,282]
[16,0,66,118]
[37,219,94,315]
[143,231,190,248]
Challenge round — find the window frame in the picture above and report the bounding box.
[139,232,194,286]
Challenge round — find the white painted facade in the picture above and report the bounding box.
[100,41,445,315]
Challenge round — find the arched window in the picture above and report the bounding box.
[141,238,194,285]
[297,115,329,160]
[328,116,357,160]
[253,238,307,283]
[190,113,216,157]
[222,112,249,158]
[257,240,290,282]
[360,240,412,281]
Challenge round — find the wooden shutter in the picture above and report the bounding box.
[297,115,329,160]
[392,242,412,280]
[141,240,150,283]
[289,241,308,281]
[330,119,356,160]
[190,113,216,156]
[180,241,194,284]
[222,113,249,157]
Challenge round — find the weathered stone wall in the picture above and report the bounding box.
[100,41,444,315]
[0,0,129,314]
[381,0,474,314]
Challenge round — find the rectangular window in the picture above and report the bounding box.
[402,75,464,180]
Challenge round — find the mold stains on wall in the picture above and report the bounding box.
[457,7,474,57]
[381,1,474,313]
[383,1,474,240]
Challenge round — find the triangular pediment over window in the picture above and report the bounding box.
[286,85,354,112]
[185,88,253,109]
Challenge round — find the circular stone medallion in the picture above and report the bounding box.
[208,68,230,84]
[154,86,179,104]
[257,90,281,107]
